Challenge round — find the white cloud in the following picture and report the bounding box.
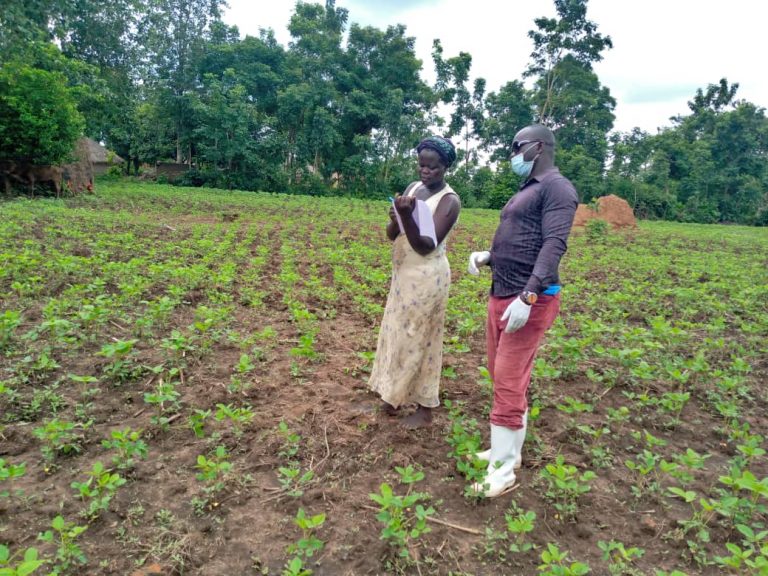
[222,0,768,134]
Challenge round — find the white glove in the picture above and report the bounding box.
[501,298,531,333]
[467,251,491,275]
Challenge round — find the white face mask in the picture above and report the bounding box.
[510,142,539,178]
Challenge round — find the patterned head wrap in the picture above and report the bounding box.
[416,136,456,168]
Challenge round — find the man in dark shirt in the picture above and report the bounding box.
[467,124,578,497]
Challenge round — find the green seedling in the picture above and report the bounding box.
[214,403,254,436]
[71,461,126,520]
[540,455,596,521]
[369,465,435,564]
[286,508,326,560]
[33,419,86,462]
[277,421,301,460]
[505,502,536,554]
[598,539,645,576]
[443,399,486,499]
[194,445,233,512]
[37,515,87,574]
[537,543,590,575]
[0,544,46,576]
[189,409,211,439]
[101,428,148,470]
[277,465,314,498]
[98,338,143,383]
[0,310,21,350]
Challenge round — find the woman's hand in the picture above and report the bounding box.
[394,194,416,216]
[388,203,398,223]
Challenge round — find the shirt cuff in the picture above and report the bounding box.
[523,275,542,294]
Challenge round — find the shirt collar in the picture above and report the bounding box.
[520,167,560,189]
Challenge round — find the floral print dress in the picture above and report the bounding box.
[368,183,459,408]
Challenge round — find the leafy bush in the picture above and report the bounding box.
[585,218,609,242]
[0,62,84,164]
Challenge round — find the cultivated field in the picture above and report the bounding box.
[1,181,767,575]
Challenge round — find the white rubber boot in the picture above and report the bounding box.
[473,411,527,469]
[471,424,526,498]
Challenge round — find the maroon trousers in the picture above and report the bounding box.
[486,294,560,429]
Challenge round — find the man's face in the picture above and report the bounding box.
[511,130,541,161]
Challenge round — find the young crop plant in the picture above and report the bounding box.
[624,430,668,499]
[598,540,645,576]
[214,403,254,437]
[505,501,537,555]
[369,465,435,568]
[0,310,22,351]
[575,423,613,469]
[716,468,768,526]
[537,543,590,575]
[68,374,100,422]
[539,455,596,522]
[228,353,256,393]
[160,330,196,370]
[275,420,313,498]
[283,508,327,576]
[97,338,144,384]
[193,445,233,514]
[663,448,710,485]
[16,350,61,386]
[0,458,26,499]
[33,418,87,464]
[713,523,768,574]
[290,331,323,363]
[0,544,46,576]
[665,486,720,568]
[101,427,148,470]
[188,409,211,439]
[731,432,766,470]
[277,420,301,461]
[443,399,487,499]
[656,391,691,428]
[143,377,181,430]
[585,218,609,242]
[71,461,127,521]
[37,515,88,575]
[191,305,231,352]
[277,465,314,499]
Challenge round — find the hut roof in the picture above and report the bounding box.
[84,138,124,164]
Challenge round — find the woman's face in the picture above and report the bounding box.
[418,149,447,189]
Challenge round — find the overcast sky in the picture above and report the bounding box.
[222,0,768,135]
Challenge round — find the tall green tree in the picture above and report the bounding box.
[525,0,613,126]
[343,23,431,193]
[138,0,226,164]
[481,81,535,162]
[280,0,348,179]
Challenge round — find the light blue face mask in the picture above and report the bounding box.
[511,143,539,178]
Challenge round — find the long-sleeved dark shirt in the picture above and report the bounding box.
[489,168,578,297]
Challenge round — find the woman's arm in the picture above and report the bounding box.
[432,193,461,246]
[386,204,400,240]
[395,193,460,256]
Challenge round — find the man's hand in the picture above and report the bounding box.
[467,251,491,275]
[501,298,531,333]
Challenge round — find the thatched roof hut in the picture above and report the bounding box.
[84,138,124,175]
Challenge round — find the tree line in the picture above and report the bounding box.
[1,0,766,224]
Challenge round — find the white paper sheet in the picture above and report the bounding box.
[391,198,438,247]
[412,199,438,247]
